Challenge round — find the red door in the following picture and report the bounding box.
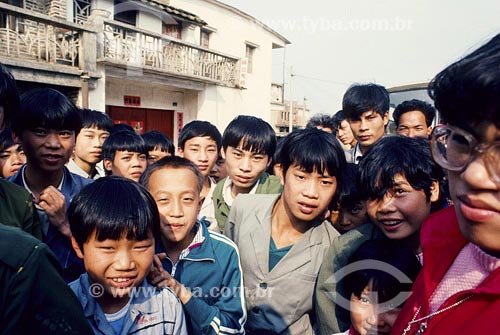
[106,106,174,139]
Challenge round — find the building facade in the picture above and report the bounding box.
[0,0,289,140]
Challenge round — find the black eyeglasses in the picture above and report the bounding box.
[430,125,500,185]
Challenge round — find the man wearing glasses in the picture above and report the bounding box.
[392,34,500,335]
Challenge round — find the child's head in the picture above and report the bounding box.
[344,239,422,335]
[393,99,436,138]
[0,128,25,178]
[178,120,221,178]
[0,64,20,130]
[12,88,81,173]
[333,163,368,233]
[342,84,389,151]
[275,128,346,222]
[306,113,336,134]
[141,130,175,165]
[74,109,112,167]
[140,156,203,250]
[210,155,227,183]
[222,115,276,192]
[103,130,147,182]
[69,176,159,301]
[333,110,357,148]
[359,136,442,248]
[428,34,500,254]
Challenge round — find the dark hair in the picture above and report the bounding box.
[102,130,147,162]
[140,155,204,194]
[393,99,436,127]
[343,239,421,305]
[358,136,443,202]
[342,83,389,120]
[332,110,347,130]
[276,128,346,205]
[141,130,175,155]
[178,120,222,151]
[0,128,16,151]
[68,176,160,250]
[12,88,81,135]
[110,123,135,134]
[78,109,113,132]
[0,64,19,128]
[222,115,276,157]
[338,163,363,208]
[306,113,336,132]
[429,34,500,128]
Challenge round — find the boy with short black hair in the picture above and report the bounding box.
[69,176,187,335]
[213,115,282,231]
[68,108,112,179]
[393,99,436,138]
[315,135,444,334]
[141,130,175,165]
[342,83,389,163]
[141,156,246,335]
[392,33,500,335]
[0,128,25,178]
[9,88,91,281]
[103,130,148,182]
[225,127,345,335]
[178,120,221,230]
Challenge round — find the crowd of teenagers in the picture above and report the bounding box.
[0,32,498,335]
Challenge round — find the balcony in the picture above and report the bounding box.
[0,2,92,69]
[100,20,240,86]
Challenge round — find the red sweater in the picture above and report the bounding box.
[391,206,500,334]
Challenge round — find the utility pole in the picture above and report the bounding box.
[288,67,294,134]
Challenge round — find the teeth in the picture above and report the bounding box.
[383,221,401,226]
[113,278,130,282]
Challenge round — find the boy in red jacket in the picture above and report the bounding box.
[391,34,500,334]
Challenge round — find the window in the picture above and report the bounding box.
[245,44,256,73]
[163,23,181,39]
[114,0,137,26]
[200,30,210,48]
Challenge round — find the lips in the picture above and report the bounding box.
[358,135,371,142]
[109,277,136,289]
[197,164,209,171]
[378,219,403,232]
[41,154,63,164]
[235,175,252,183]
[457,196,499,223]
[298,202,318,215]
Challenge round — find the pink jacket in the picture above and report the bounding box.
[391,206,500,334]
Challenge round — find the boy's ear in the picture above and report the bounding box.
[383,111,389,126]
[103,158,113,172]
[221,147,226,159]
[276,164,285,186]
[70,236,84,259]
[430,180,440,203]
[177,147,184,157]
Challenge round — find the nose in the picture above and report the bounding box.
[11,152,24,165]
[199,149,209,162]
[239,156,251,172]
[45,133,62,148]
[377,193,396,213]
[92,136,102,148]
[461,155,498,190]
[114,249,135,270]
[168,199,184,218]
[302,179,319,199]
[359,119,369,131]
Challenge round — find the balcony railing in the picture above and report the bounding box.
[101,20,239,86]
[0,2,89,68]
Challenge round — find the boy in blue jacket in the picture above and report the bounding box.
[142,156,246,335]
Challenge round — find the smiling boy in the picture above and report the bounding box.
[69,177,187,335]
[141,156,246,335]
[392,33,500,335]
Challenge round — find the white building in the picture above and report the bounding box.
[0,0,290,140]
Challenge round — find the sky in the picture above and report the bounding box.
[222,0,500,115]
